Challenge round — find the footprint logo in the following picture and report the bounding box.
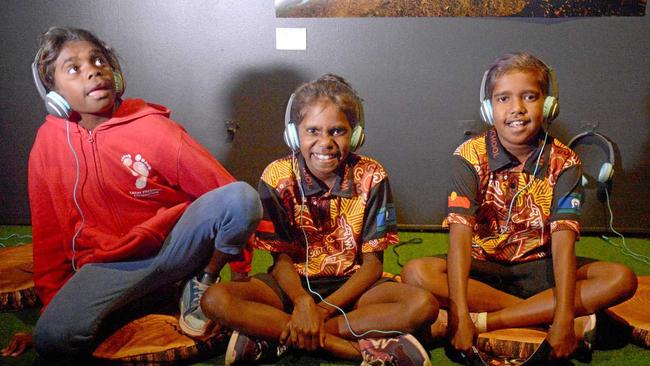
[121,154,151,189]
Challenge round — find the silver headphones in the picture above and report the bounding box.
[283,93,365,152]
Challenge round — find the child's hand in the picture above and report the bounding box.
[450,314,476,354]
[280,294,325,351]
[547,321,578,359]
[1,332,32,357]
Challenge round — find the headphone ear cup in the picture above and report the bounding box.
[480,99,494,125]
[350,125,365,151]
[598,162,614,183]
[284,122,300,151]
[543,96,559,121]
[113,71,125,96]
[45,91,72,119]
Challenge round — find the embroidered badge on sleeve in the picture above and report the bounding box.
[376,204,396,234]
[448,191,470,209]
[557,193,582,215]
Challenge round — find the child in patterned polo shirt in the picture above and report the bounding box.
[401,52,637,360]
[201,74,438,366]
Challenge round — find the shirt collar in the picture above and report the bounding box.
[295,153,356,198]
[486,128,549,177]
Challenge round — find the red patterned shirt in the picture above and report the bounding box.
[255,153,399,277]
[444,129,583,263]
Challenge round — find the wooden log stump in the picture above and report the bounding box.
[476,327,547,361]
[92,314,228,365]
[0,243,40,311]
[606,275,650,348]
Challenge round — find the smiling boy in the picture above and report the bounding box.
[402,52,637,360]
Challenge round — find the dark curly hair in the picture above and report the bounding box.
[290,73,363,128]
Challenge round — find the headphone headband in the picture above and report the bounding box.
[567,131,615,166]
[567,131,615,185]
[32,49,49,100]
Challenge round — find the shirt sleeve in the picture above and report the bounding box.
[254,178,297,254]
[28,144,72,311]
[444,155,480,228]
[549,164,583,235]
[360,177,399,252]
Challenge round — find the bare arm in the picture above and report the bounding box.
[316,251,384,318]
[548,229,578,358]
[448,223,476,353]
[271,252,324,350]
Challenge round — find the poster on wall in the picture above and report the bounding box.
[275,0,647,17]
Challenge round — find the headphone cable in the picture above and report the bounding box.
[66,120,85,272]
[600,188,649,265]
[501,129,549,234]
[0,233,33,248]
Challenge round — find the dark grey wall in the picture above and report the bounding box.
[1,1,648,233]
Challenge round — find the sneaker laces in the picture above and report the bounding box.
[360,341,398,366]
[361,353,397,366]
[188,278,209,312]
[252,339,289,362]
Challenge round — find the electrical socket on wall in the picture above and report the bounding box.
[458,119,482,139]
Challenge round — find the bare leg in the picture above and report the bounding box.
[486,262,637,330]
[325,282,438,339]
[201,279,368,360]
[322,282,438,360]
[202,278,289,339]
[402,258,637,332]
[401,257,523,312]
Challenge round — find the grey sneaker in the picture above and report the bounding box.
[225,330,288,365]
[178,273,219,337]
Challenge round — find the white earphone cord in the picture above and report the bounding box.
[501,130,549,234]
[292,155,404,338]
[601,188,650,265]
[0,233,32,248]
[66,120,85,271]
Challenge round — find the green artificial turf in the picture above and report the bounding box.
[1,226,648,365]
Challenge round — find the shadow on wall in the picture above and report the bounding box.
[614,99,650,233]
[561,115,650,234]
[222,68,307,186]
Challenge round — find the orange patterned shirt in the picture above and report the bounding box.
[255,153,399,278]
[444,129,583,263]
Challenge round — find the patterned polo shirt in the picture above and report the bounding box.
[255,153,399,278]
[444,128,583,263]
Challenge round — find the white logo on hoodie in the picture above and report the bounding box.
[121,154,151,189]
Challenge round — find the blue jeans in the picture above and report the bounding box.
[33,182,262,357]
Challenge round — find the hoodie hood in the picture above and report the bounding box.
[44,99,171,130]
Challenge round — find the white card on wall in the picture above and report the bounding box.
[276,28,306,50]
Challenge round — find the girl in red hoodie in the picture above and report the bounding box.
[2,27,261,361]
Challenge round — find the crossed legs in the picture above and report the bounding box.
[401,257,637,334]
[201,278,438,360]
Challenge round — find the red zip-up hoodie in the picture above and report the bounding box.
[28,99,250,309]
